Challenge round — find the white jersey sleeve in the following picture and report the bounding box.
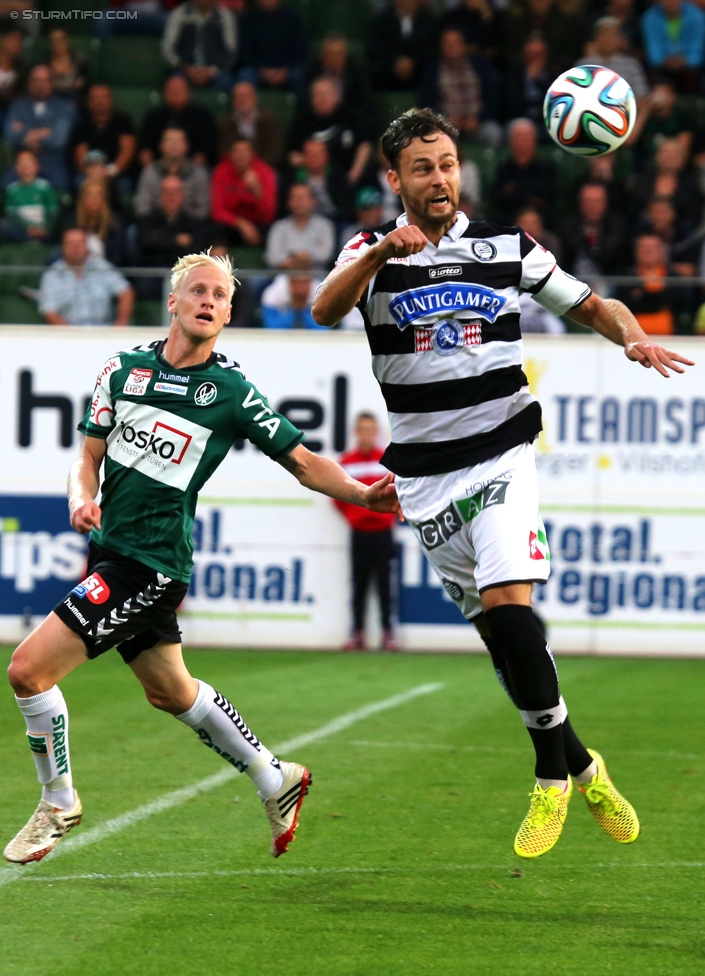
[335,230,376,267]
[519,229,591,317]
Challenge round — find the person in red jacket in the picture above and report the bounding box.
[211,137,277,246]
[334,412,398,650]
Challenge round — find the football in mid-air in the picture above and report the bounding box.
[543,65,636,156]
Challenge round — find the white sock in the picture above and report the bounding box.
[16,686,75,811]
[175,680,283,797]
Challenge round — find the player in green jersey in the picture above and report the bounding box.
[4,249,399,866]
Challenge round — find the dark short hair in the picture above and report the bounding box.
[381,108,459,171]
[356,412,377,424]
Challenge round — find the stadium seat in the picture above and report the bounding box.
[133,299,165,326]
[110,86,161,126]
[0,295,43,325]
[374,91,418,129]
[304,0,372,41]
[0,242,50,296]
[190,88,230,117]
[257,90,297,130]
[99,37,167,88]
[229,247,267,270]
[23,35,101,82]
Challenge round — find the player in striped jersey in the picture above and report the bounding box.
[313,108,694,858]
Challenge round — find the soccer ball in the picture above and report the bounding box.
[543,65,636,156]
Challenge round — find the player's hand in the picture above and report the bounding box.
[71,500,102,534]
[360,473,401,515]
[375,226,429,262]
[625,339,695,377]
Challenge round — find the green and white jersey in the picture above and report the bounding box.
[78,339,304,582]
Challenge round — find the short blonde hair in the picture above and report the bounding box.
[170,248,237,301]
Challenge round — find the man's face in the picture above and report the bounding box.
[257,0,279,11]
[528,0,552,14]
[15,151,39,182]
[389,133,460,228]
[440,29,466,62]
[311,79,340,117]
[303,139,328,174]
[3,30,23,58]
[595,25,621,57]
[662,0,682,17]
[509,122,537,163]
[88,86,113,120]
[288,184,314,219]
[322,38,347,73]
[657,140,684,173]
[160,177,185,215]
[161,129,188,161]
[28,66,52,101]
[523,38,547,67]
[165,76,190,110]
[358,203,384,226]
[580,186,607,223]
[649,200,674,233]
[232,81,257,114]
[517,209,543,240]
[229,140,253,173]
[62,230,88,267]
[636,236,664,266]
[289,275,311,307]
[168,265,232,337]
[355,417,378,452]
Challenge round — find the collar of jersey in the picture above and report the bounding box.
[154,338,217,372]
[396,210,469,242]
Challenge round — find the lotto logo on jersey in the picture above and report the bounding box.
[123,368,153,396]
[72,572,111,603]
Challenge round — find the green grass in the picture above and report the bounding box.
[1,647,704,975]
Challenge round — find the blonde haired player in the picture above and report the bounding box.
[4,249,399,865]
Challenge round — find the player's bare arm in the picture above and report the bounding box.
[567,293,695,377]
[311,225,429,326]
[68,435,106,534]
[277,443,400,515]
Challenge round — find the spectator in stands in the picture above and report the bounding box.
[68,178,126,266]
[367,0,436,91]
[4,64,76,191]
[0,0,34,36]
[96,0,169,39]
[265,182,335,271]
[137,174,206,294]
[494,117,555,223]
[287,77,375,187]
[216,80,283,169]
[615,234,682,334]
[367,145,404,223]
[641,0,705,93]
[630,78,692,159]
[237,0,308,92]
[39,227,134,326]
[439,0,499,60]
[0,29,27,127]
[211,136,277,246]
[582,154,629,215]
[502,0,586,74]
[209,238,257,327]
[72,84,137,187]
[162,0,237,92]
[340,187,385,251]
[301,32,372,116]
[135,127,210,220]
[501,32,552,131]
[629,137,701,219]
[605,0,642,55]
[284,138,352,223]
[47,28,88,101]
[138,75,217,168]
[515,205,562,265]
[261,272,326,330]
[641,194,700,276]
[0,148,58,243]
[577,18,649,100]
[419,29,496,143]
[559,182,628,278]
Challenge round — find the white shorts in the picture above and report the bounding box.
[396,443,550,621]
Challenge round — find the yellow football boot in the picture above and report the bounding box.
[575,749,640,844]
[514,778,572,858]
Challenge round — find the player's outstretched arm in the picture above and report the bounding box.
[311,225,429,326]
[567,293,695,378]
[68,436,107,534]
[277,444,400,514]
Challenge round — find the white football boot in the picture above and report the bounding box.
[262,762,312,857]
[3,792,83,864]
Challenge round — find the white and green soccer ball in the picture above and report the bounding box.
[543,65,636,156]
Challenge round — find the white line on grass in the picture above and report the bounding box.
[13,861,705,885]
[0,682,443,890]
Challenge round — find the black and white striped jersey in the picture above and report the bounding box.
[333,211,591,478]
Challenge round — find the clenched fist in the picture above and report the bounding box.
[375,225,429,261]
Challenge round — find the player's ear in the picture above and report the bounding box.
[224,303,232,326]
[387,168,401,196]
[167,291,177,314]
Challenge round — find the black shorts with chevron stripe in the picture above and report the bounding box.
[54,542,189,663]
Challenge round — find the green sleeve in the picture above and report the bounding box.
[236,379,305,458]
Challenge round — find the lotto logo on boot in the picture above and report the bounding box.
[72,572,111,603]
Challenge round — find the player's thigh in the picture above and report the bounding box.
[419,527,483,621]
[8,611,90,695]
[128,641,198,714]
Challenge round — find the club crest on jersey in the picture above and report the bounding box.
[194,382,217,406]
[415,320,482,356]
[123,368,152,396]
[389,283,506,330]
[471,240,497,261]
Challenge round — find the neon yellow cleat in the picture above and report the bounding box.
[576,749,640,844]
[513,779,572,859]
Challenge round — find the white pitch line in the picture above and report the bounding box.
[0,682,443,890]
[12,861,705,885]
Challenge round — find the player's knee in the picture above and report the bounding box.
[7,650,45,696]
[143,685,192,715]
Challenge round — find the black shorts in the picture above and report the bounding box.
[54,542,189,664]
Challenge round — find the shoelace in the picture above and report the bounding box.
[526,788,559,828]
[584,781,620,816]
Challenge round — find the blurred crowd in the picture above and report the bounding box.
[2,0,705,333]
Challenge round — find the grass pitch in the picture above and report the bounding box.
[1,646,704,976]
